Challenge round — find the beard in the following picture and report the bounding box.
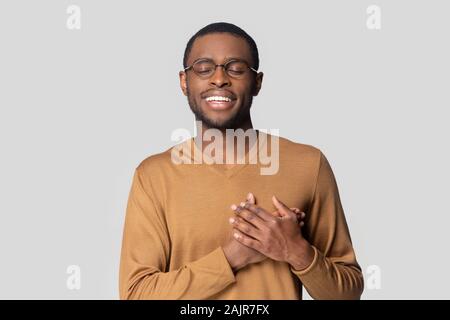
[186,84,253,130]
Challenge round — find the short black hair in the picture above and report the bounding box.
[183,22,259,70]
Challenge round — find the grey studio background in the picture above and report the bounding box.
[0,0,449,299]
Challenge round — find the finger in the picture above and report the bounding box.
[232,228,262,251]
[230,203,263,229]
[235,203,271,230]
[242,202,277,223]
[231,203,247,215]
[231,203,254,216]
[295,212,306,225]
[229,216,262,240]
[273,207,300,217]
[271,210,282,218]
[294,211,306,220]
[272,195,295,218]
[246,192,256,205]
[291,208,302,221]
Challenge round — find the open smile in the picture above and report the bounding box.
[204,96,236,110]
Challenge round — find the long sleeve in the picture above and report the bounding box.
[118,166,236,300]
[290,151,364,300]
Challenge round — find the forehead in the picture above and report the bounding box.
[187,33,253,65]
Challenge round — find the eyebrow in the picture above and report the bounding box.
[191,56,248,64]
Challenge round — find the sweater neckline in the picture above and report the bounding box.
[187,129,268,179]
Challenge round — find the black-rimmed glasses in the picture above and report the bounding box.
[184,58,258,79]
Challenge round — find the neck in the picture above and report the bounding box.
[194,118,257,164]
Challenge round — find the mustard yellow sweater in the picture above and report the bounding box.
[119,132,363,299]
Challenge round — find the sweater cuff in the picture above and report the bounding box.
[190,246,237,286]
[289,245,320,276]
[217,246,237,283]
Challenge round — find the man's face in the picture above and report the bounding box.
[179,33,263,130]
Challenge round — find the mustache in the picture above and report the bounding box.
[200,89,237,100]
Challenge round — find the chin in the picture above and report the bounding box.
[201,112,239,128]
[204,119,234,130]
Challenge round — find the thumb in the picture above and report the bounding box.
[272,195,294,218]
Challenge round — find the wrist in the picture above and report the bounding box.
[286,237,315,271]
[222,245,247,273]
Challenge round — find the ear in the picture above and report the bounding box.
[252,72,264,96]
[179,71,188,96]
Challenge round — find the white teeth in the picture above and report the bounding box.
[205,96,232,102]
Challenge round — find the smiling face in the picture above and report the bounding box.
[179,33,263,130]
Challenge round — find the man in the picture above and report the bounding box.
[119,22,364,299]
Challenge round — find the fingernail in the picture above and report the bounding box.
[229,217,235,224]
[240,202,246,207]
[231,204,237,210]
[233,233,240,239]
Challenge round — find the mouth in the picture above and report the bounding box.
[202,93,237,111]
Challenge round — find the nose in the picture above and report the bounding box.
[209,65,230,88]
